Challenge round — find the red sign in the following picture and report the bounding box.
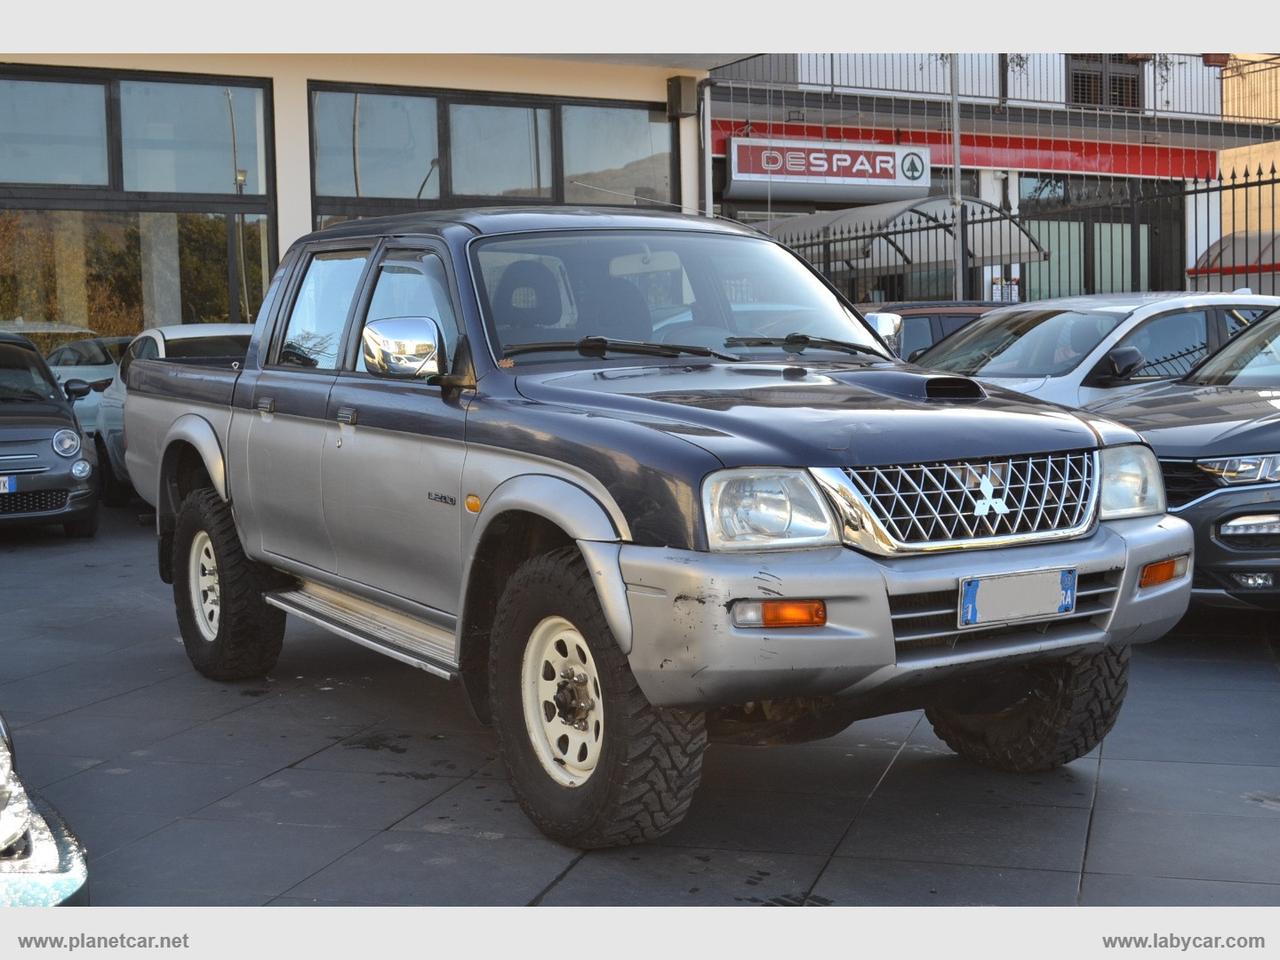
[736,143,904,180]
[725,137,930,202]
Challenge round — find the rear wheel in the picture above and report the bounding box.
[926,645,1130,772]
[173,488,284,680]
[489,545,706,848]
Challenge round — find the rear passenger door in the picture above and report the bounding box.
[321,244,468,618]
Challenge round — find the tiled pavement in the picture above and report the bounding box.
[2,508,1279,906]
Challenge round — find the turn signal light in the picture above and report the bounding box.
[732,599,827,628]
[1139,554,1190,589]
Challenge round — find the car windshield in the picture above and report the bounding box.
[1185,309,1280,387]
[0,342,60,401]
[166,336,251,359]
[472,229,885,362]
[919,308,1126,378]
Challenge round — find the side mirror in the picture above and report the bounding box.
[63,378,92,400]
[361,316,446,381]
[866,312,904,356]
[1106,345,1145,381]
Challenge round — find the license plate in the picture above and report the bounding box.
[0,476,10,494]
[959,568,1077,628]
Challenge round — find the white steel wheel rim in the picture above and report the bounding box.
[189,530,221,643]
[520,616,604,788]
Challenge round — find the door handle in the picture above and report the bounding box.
[256,397,275,414]
[335,406,358,426]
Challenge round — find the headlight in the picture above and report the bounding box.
[1197,453,1280,485]
[0,713,31,856]
[703,468,839,551]
[1100,444,1165,520]
[51,430,79,458]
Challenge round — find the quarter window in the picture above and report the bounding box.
[277,251,369,369]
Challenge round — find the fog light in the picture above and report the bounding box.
[731,599,827,628]
[1220,514,1280,537]
[1139,554,1190,588]
[1231,572,1274,589]
[70,460,91,480]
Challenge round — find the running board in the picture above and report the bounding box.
[264,581,458,680]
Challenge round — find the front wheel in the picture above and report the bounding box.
[489,545,707,848]
[926,644,1130,773]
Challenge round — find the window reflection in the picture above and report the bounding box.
[449,104,552,198]
[562,106,672,205]
[0,79,108,186]
[312,91,440,199]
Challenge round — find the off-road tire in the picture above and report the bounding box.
[925,644,1130,773]
[62,509,99,539]
[173,487,285,681]
[489,545,707,848]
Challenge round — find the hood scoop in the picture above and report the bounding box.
[827,369,987,404]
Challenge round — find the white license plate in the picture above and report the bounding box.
[959,568,1077,628]
[0,476,10,494]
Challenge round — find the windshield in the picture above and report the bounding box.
[0,341,60,401]
[919,308,1125,378]
[472,230,884,361]
[167,336,251,359]
[1186,309,1280,387]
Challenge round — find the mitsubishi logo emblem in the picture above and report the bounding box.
[973,474,1010,518]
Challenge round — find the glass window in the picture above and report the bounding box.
[120,81,266,194]
[119,335,157,381]
[899,315,934,360]
[358,252,459,369]
[921,309,1126,378]
[940,314,976,337]
[1224,306,1273,337]
[166,335,251,359]
[562,105,673,205]
[1118,310,1210,379]
[0,79,108,186]
[449,104,552,198]
[277,251,368,369]
[1188,313,1280,387]
[312,91,440,200]
[0,341,59,400]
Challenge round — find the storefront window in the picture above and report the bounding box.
[449,103,553,198]
[312,90,440,199]
[562,105,673,205]
[120,81,267,194]
[0,79,108,186]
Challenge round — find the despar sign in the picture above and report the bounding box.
[724,138,931,203]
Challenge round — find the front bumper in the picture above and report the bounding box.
[0,448,96,528]
[0,796,89,907]
[1173,483,1280,610]
[618,514,1193,708]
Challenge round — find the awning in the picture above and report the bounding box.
[762,196,1048,274]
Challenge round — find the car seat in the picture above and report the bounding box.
[585,277,653,342]
[492,260,563,345]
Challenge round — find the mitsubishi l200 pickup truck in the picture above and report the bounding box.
[124,207,1193,848]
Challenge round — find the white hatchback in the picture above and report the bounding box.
[915,292,1280,408]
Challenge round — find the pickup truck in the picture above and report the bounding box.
[125,207,1194,849]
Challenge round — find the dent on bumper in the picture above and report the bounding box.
[619,515,1193,707]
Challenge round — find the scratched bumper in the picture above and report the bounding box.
[619,514,1193,708]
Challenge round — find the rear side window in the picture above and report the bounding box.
[119,336,158,381]
[1118,310,1210,379]
[1224,306,1273,337]
[899,315,933,360]
[277,250,369,369]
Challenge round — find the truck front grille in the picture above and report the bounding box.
[843,450,1095,547]
[0,490,69,515]
[1159,459,1221,509]
[887,568,1122,661]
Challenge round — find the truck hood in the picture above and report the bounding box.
[972,374,1052,398]
[1086,381,1280,459]
[514,361,1103,467]
[0,400,76,442]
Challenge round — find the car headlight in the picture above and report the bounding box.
[702,468,839,551]
[0,713,32,856]
[51,430,80,458]
[1100,444,1166,520]
[1197,453,1280,485]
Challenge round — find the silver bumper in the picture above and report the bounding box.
[615,514,1193,708]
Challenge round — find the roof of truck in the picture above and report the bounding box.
[309,205,760,242]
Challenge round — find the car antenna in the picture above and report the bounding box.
[565,180,770,236]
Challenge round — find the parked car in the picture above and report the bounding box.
[0,712,89,906]
[124,207,1192,849]
[915,293,1280,407]
[42,334,130,436]
[1088,307,1280,610]
[856,300,999,359]
[95,324,253,505]
[0,333,100,538]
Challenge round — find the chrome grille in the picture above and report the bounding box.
[843,450,1096,547]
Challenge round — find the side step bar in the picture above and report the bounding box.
[264,582,458,681]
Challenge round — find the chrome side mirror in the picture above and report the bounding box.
[866,312,904,356]
[362,316,446,380]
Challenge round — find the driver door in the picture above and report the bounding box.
[1077,309,1211,407]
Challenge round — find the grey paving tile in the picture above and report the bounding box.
[13,752,103,789]
[63,812,176,862]
[43,759,280,819]
[134,716,358,767]
[836,794,1092,872]
[297,726,499,780]
[89,879,274,906]
[268,896,370,907]
[877,752,1098,809]
[1080,873,1280,906]
[1129,654,1280,693]
[14,710,197,759]
[653,788,855,856]
[1097,758,1280,819]
[541,845,825,906]
[825,711,923,749]
[201,767,462,829]
[1103,691,1280,766]
[390,779,544,839]
[698,743,899,798]
[814,857,1080,906]
[81,672,279,722]
[92,818,375,900]
[1086,810,1280,885]
[287,831,578,906]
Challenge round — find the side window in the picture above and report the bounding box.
[357,252,460,372]
[1118,310,1210,379]
[1224,306,1272,338]
[46,347,71,366]
[899,316,933,360]
[940,314,976,337]
[119,337,157,381]
[276,250,369,369]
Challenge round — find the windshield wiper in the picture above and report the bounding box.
[504,336,741,363]
[723,332,884,359]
